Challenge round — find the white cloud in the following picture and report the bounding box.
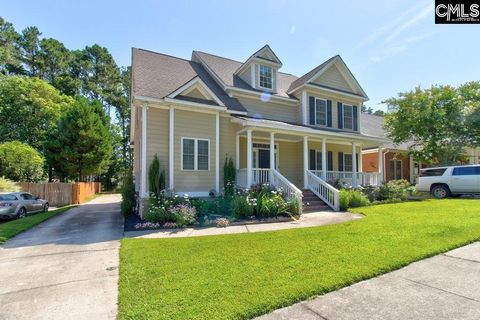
[384,3,431,44]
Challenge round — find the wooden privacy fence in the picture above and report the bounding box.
[18,182,101,207]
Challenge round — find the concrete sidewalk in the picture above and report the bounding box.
[256,242,480,320]
[125,211,363,239]
[0,194,123,320]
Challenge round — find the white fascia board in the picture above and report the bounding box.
[226,87,298,105]
[164,97,227,112]
[303,84,369,102]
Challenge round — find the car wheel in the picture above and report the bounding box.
[44,203,49,212]
[432,185,449,199]
[17,207,27,219]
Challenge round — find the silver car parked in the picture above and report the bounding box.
[0,192,49,219]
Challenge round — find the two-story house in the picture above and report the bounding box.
[131,45,388,211]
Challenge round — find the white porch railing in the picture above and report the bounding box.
[306,170,339,211]
[252,168,270,185]
[235,168,303,214]
[271,169,303,215]
[310,170,381,186]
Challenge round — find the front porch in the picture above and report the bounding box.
[231,120,386,211]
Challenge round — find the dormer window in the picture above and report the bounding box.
[259,65,273,89]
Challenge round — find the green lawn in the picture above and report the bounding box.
[0,205,76,244]
[119,199,480,320]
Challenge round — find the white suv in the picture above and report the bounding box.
[416,165,480,198]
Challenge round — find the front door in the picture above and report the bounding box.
[258,149,270,169]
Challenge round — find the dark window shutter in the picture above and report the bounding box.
[337,102,343,129]
[353,105,358,131]
[338,152,344,171]
[309,96,315,125]
[356,154,359,171]
[327,100,332,127]
[327,151,333,171]
[317,152,322,170]
[309,149,316,170]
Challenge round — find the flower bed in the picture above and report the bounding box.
[134,184,301,230]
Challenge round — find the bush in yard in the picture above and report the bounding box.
[339,189,369,211]
[286,197,301,216]
[0,141,45,182]
[0,177,20,192]
[148,154,165,196]
[170,204,197,226]
[232,194,254,219]
[378,179,410,201]
[120,174,136,215]
[223,157,236,197]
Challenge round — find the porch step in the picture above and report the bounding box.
[302,189,331,213]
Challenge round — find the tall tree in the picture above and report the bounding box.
[383,83,476,164]
[46,97,112,181]
[0,141,45,182]
[0,76,73,150]
[0,17,22,75]
[19,26,42,76]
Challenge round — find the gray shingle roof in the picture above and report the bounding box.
[193,51,298,98]
[131,48,246,112]
[361,113,410,150]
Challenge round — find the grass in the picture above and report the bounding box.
[119,199,480,320]
[0,205,76,244]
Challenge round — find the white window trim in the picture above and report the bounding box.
[314,98,327,126]
[258,64,273,90]
[252,142,279,169]
[181,137,210,171]
[390,159,403,180]
[343,104,354,130]
[343,153,353,172]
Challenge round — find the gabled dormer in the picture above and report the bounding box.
[234,45,282,93]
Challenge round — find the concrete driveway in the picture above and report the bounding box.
[0,194,123,320]
[257,242,480,320]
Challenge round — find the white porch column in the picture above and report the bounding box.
[270,132,275,182]
[169,107,174,190]
[352,142,358,187]
[409,155,414,184]
[359,147,363,173]
[378,145,383,184]
[235,135,240,170]
[321,138,327,180]
[303,136,308,189]
[246,129,253,187]
[215,112,220,193]
[141,105,147,197]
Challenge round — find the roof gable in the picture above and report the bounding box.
[167,76,224,106]
[234,45,282,77]
[288,55,368,99]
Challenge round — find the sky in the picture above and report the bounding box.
[2,0,479,111]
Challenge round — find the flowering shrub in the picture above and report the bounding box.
[170,204,197,226]
[134,222,162,230]
[339,189,369,211]
[162,222,177,228]
[216,218,230,228]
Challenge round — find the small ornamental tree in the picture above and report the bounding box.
[0,141,45,182]
[45,97,112,181]
[223,156,236,196]
[148,154,165,195]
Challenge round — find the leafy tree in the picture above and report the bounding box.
[0,177,20,192]
[0,76,73,150]
[373,110,385,116]
[0,17,22,75]
[383,83,476,164]
[0,141,45,182]
[458,81,480,146]
[45,97,112,181]
[19,26,42,76]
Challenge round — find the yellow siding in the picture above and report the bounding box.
[219,117,241,189]
[312,63,353,93]
[174,109,216,192]
[146,107,169,191]
[238,96,300,123]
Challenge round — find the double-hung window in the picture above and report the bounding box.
[343,104,354,130]
[309,150,323,170]
[182,138,210,171]
[343,154,353,172]
[389,159,403,180]
[259,65,273,89]
[315,99,327,126]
